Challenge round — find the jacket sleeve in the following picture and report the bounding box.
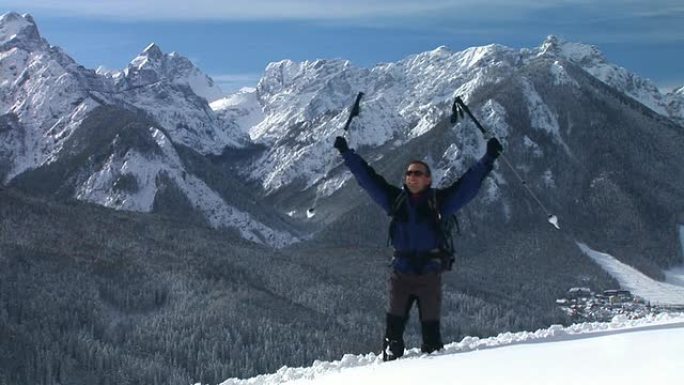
[341,150,399,213]
[438,153,495,216]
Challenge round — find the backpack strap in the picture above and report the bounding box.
[429,189,457,262]
[386,190,407,247]
[427,188,441,222]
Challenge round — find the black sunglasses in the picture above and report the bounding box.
[405,170,426,177]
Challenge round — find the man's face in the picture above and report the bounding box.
[405,163,432,194]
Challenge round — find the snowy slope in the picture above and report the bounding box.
[73,125,297,247]
[577,243,684,305]
[211,88,265,137]
[219,314,684,385]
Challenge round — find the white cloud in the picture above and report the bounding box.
[10,1,682,22]
[7,0,460,20]
[9,1,684,49]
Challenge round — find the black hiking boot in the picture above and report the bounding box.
[383,338,405,361]
[383,313,407,361]
[420,320,444,354]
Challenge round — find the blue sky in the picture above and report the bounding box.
[3,0,683,93]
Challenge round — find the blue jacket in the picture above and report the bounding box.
[341,149,495,273]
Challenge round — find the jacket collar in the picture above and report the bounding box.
[403,185,431,204]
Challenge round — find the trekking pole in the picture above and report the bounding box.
[307,92,364,218]
[451,96,560,230]
[342,92,364,136]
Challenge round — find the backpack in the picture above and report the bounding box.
[387,189,460,271]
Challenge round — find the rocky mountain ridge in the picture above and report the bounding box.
[1,12,683,254]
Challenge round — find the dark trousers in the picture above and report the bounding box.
[384,271,443,358]
[388,271,442,321]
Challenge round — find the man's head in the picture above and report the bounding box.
[404,160,432,194]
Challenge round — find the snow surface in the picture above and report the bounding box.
[577,242,684,305]
[211,89,266,137]
[218,313,684,385]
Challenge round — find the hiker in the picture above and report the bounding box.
[333,135,502,361]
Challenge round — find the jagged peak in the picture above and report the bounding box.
[267,59,296,68]
[541,34,560,51]
[0,12,41,45]
[416,45,452,60]
[538,35,605,65]
[142,42,164,59]
[0,11,31,26]
[128,42,166,70]
[465,43,511,57]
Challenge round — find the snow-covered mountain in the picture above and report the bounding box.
[537,36,671,116]
[214,35,683,199]
[0,12,295,247]
[225,44,522,193]
[209,34,683,280]
[0,12,109,182]
[110,42,248,155]
[122,42,224,103]
[2,11,683,254]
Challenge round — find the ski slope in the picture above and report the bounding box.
[219,314,684,385]
[577,242,684,305]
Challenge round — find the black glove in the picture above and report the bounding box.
[486,137,503,158]
[334,136,349,154]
